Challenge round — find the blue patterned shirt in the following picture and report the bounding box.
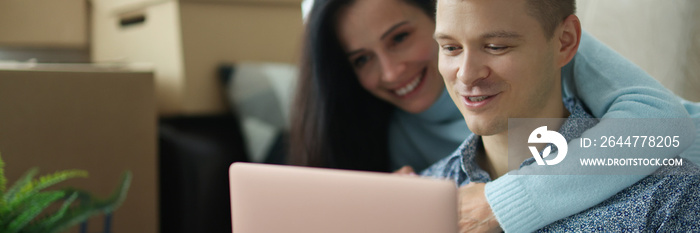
[421,98,700,231]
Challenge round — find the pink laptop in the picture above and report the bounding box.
[229,162,458,233]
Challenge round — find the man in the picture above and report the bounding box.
[424,0,700,231]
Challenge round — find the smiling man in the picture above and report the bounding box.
[422,0,700,231]
[436,0,574,179]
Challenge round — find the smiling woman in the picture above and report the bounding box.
[288,0,455,172]
[335,0,444,114]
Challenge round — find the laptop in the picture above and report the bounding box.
[229,162,458,233]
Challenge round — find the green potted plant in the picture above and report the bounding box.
[0,153,131,233]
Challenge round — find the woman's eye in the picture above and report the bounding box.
[393,32,409,44]
[353,55,370,68]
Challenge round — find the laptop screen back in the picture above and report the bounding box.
[229,163,458,233]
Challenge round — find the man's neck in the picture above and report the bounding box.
[479,134,510,179]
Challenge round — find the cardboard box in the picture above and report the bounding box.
[91,0,304,115]
[0,63,158,233]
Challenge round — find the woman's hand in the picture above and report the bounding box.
[458,182,502,233]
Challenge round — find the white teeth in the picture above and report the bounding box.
[394,74,423,96]
[468,96,489,102]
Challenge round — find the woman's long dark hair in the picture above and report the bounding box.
[289,0,436,172]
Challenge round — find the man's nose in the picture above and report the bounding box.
[456,50,489,85]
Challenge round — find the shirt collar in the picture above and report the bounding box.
[459,97,598,181]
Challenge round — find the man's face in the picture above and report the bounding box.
[435,0,564,136]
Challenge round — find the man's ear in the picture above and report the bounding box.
[556,14,581,67]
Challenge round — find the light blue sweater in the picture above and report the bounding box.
[681,99,700,165]
[390,31,698,232]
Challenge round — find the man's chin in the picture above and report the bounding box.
[466,119,506,136]
[470,128,500,137]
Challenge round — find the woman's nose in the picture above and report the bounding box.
[377,52,407,83]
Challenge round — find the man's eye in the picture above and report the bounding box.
[393,32,409,44]
[485,44,510,54]
[441,45,462,54]
[353,55,370,68]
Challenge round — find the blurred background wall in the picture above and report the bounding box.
[577,0,700,101]
[2,0,698,113]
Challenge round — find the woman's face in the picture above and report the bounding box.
[336,0,444,113]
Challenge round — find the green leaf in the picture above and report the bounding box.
[3,168,38,206]
[0,152,7,211]
[0,152,7,195]
[9,170,87,215]
[0,153,131,233]
[3,190,65,233]
[22,192,79,233]
[21,170,88,194]
[45,171,132,233]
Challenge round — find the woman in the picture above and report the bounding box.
[289,0,696,231]
[291,0,466,172]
